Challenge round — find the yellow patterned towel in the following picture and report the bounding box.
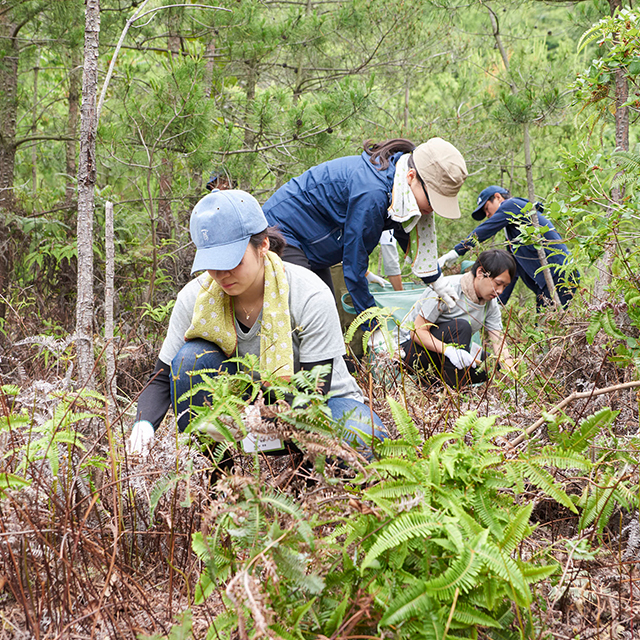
[184,252,293,377]
[387,153,439,278]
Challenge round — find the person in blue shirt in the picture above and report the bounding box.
[262,138,468,329]
[438,186,579,309]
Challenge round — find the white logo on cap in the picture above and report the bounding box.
[201,229,209,242]
[477,196,482,205]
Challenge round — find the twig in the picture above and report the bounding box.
[512,379,640,447]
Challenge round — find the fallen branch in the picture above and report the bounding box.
[512,379,640,447]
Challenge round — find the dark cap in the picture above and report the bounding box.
[472,185,509,221]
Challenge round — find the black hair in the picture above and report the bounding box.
[471,249,516,281]
[249,227,286,256]
[363,138,416,170]
[489,190,511,203]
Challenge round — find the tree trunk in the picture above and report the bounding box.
[31,48,40,199]
[523,122,561,306]
[0,11,19,211]
[0,10,19,323]
[593,0,629,301]
[65,47,81,208]
[157,15,181,238]
[75,0,101,388]
[203,37,216,99]
[488,5,560,306]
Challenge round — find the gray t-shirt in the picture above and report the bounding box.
[400,273,503,341]
[159,262,363,401]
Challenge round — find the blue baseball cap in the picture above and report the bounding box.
[190,189,268,273]
[472,185,509,221]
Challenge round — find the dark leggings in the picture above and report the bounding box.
[280,245,335,295]
[401,318,487,388]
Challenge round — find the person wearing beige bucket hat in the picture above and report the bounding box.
[262,137,468,331]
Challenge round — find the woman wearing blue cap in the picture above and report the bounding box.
[262,138,469,327]
[127,189,387,459]
[438,186,579,308]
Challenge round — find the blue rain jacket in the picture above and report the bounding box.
[453,197,578,304]
[263,151,439,317]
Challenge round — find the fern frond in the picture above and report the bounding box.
[376,439,418,459]
[272,546,325,594]
[450,603,502,628]
[473,490,505,538]
[423,432,459,457]
[387,396,421,447]
[365,480,424,502]
[520,463,578,514]
[323,590,351,635]
[369,458,422,481]
[519,561,558,584]
[423,530,488,600]
[578,481,617,532]
[476,542,531,606]
[499,503,534,553]
[529,447,591,471]
[261,490,313,545]
[566,408,617,452]
[379,581,439,627]
[361,512,442,571]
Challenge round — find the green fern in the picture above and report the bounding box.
[386,396,421,447]
[361,512,443,571]
[518,462,578,513]
[423,530,488,600]
[379,580,438,627]
[450,603,502,628]
[499,503,534,553]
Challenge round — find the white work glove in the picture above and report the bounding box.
[365,271,390,287]
[444,346,477,370]
[430,276,459,310]
[438,249,460,270]
[126,420,155,457]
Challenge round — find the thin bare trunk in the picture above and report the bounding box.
[75,0,101,388]
[524,123,560,305]
[0,12,18,211]
[203,38,216,99]
[65,48,81,207]
[404,77,410,130]
[593,0,629,301]
[157,16,181,238]
[488,4,559,305]
[0,11,19,322]
[105,201,116,402]
[31,48,40,199]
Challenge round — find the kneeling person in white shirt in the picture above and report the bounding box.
[400,249,516,387]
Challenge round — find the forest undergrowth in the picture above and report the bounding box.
[0,297,639,640]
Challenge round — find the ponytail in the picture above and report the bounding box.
[363,138,416,170]
[250,227,287,257]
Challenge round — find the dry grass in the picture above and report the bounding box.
[1,305,639,639]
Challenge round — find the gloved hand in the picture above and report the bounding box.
[438,249,460,270]
[126,420,155,457]
[444,346,477,369]
[430,276,459,310]
[368,329,405,359]
[365,271,390,287]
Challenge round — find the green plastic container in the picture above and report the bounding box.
[341,282,427,323]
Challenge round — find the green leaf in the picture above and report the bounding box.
[361,512,442,571]
[423,531,488,600]
[379,581,438,627]
[0,472,31,495]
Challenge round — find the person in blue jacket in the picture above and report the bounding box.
[438,186,579,308]
[262,138,468,328]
